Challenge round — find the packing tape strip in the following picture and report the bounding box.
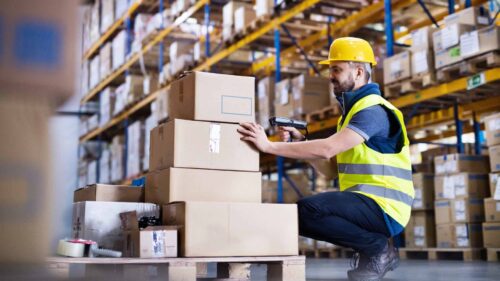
[57,240,85,258]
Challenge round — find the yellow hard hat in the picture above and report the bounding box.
[319,37,377,66]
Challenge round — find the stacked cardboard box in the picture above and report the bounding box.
[222,1,253,41]
[433,153,490,248]
[146,72,298,257]
[111,135,125,182]
[274,78,293,118]
[255,0,274,17]
[383,51,411,85]
[262,173,313,204]
[126,120,145,179]
[291,74,331,117]
[483,112,500,248]
[234,5,256,34]
[410,26,437,82]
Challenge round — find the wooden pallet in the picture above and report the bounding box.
[487,248,500,262]
[437,51,500,82]
[304,105,341,123]
[399,248,485,262]
[225,15,272,46]
[384,72,437,98]
[46,256,306,281]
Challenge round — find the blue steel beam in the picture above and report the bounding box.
[384,0,394,56]
[204,3,211,58]
[275,0,284,204]
[473,113,482,155]
[448,0,456,14]
[417,0,440,28]
[454,101,464,153]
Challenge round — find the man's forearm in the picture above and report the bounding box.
[265,138,334,160]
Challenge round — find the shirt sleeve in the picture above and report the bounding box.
[346,105,391,141]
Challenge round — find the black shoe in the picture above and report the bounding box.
[347,243,399,281]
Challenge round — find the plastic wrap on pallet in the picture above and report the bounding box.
[100,147,111,184]
[126,120,145,178]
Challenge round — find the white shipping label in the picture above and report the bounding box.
[258,83,266,99]
[460,31,480,57]
[412,28,427,49]
[414,189,423,201]
[293,88,301,100]
[280,88,289,105]
[152,231,166,257]
[455,224,468,237]
[413,51,429,74]
[415,237,425,247]
[457,237,469,247]
[454,200,466,221]
[445,160,457,173]
[435,164,445,174]
[209,124,221,154]
[390,60,401,74]
[454,174,467,196]
[488,118,500,131]
[441,24,459,49]
[443,176,455,199]
[496,202,500,212]
[414,226,425,237]
[495,180,500,200]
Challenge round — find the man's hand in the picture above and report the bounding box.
[237,122,273,153]
[278,126,305,142]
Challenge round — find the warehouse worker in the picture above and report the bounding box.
[238,37,414,281]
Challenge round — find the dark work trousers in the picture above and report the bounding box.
[297,191,391,257]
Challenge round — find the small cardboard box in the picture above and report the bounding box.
[234,5,256,33]
[443,6,490,26]
[168,71,255,124]
[412,173,435,210]
[482,222,500,248]
[411,48,435,76]
[434,173,489,200]
[489,173,500,199]
[433,154,490,175]
[451,198,484,223]
[149,119,259,172]
[436,223,483,248]
[484,113,500,147]
[435,200,452,225]
[383,51,411,84]
[145,167,262,205]
[274,79,294,118]
[484,198,500,222]
[460,25,500,59]
[410,26,437,51]
[290,74,331,116]
[405,211,436,248]
[163,201,299,257]
[488,145,500,173]
[74,184,144,203]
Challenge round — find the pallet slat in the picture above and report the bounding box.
[399,248,486,262]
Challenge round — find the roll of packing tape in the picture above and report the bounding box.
[57,240,85,258]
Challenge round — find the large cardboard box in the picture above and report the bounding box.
[149,119,259,172]
[412,173,434,210]
[256,0,274,17]
[432,24,474,68]
[434,154,490,175]
[274,79,294,118]
[482,222,500,248]
[383,51,411,84]
[291,74,331,116]
[100,87,115,126]
[145,167,262,205]
[234,5,256,33]
[411,48,435,76]
[434,173,489,200]
[435,200,452,224]
[73,184,144,203]
[451,198,484,223]
[436,223,483,248]
[257,77,275,130]
[112,30,127,70]
[169,72,255,124]
[163,202,299,257]
[443,6,490,26]
[484,113,500,147]
[489,173,500,199]
[126,120,145,178]
[405,211,436,248]
[488,145,500,173]
[72,201,159,251]
[484,198,500,222]
[410,26,437,51]
[460,25,500,59]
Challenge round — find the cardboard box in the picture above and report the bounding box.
[89,55,100,89]
[410,26,437,51]
[489,173,500,199]
[73,184,144,203]
[262,174,313,203]
[405,211,436,248]
[274,79,294,118]
[489,145,500,173]
[162,202,299,257]
[434,173,489,200]
[72,201,159,251]
[412,173,434,210]
[411,48,435,76]
[111,135,125,182]
[383,51,411,85]
[222,1,252,40]
[436,223,483,248]
[484,113,500,147]
[257,77,275,130]
[484,198,500,222]
[169,72,255,124]
[100,148,111,184]
[101,0,115,34]
[145,168,262,205]
[125,75,145,104]
[460,25,500,59]
[482,222,500,248]
[256,0,274,17]
[435,200,452,224]
[126,120,144,178]
[443,6,490,26]
[100,42,112,79]
[234,5,256,33]
[149,119,259,172]
[434,154,490,175]
[451,198,484,223]
[112,30,127,70]
[291,74,331,116]
[100,87,116,126]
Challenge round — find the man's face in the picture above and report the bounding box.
[329,62,356,97]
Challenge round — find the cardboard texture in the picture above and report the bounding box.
[451,198,484,223]
[162,202,299,257]
[405,211,436,248]
[488,145,500,173]
[257,77,275,130]
[489,173,500,200]
[443,6,490,26]
[434,173,489,200]
[383,51,411,84]
[482,222,500,248]
[290,74,331,116]
[168,72,255,124]
[410,26,437,51]
[234,5,256,33]
[412,173,435,210]
[484,198,500,222]
[73,184,144,203]
[484,113,500,147]
[411,47,435,76]
[461,25,500,59]
[72,201,159,251]
[274,79,294,118]
[145,167,262,205]
[435,200,452,225]
[436,223,483,248]
[149,119,259,172]
[434,154,490,175]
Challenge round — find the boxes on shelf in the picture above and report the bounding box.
[451,198,485,223]
[126,120,145,178]
[435,200,452,224]
[443,6,490,26]
[89,55,100,89]
[291,74,331,116]
[383,51,411,84]
[111,135,125,182]
[143,114,157,172]
[256,0,274,17]
[433,24,474,69]
[113,83,127,116]
[133,14,153,49]
[112,30,127,71]
[482,222,500,248]
[412,173,434,210]
[146,168,262,205]
[484,198,500,222]
[274,79,294,118]
[434,154,490,175]
[162,201,298,257]
[489,173,499,199]
[100,148,111,183]
[149,119,259,172]
[460,25,500,60]
[234,5,256,33]
[405,211,436,248]
[100,87,116,126]
[100,42,112,79]
[488,145,500,173]
[90,1,100,44]
[154,87,169,122]
[262,174,313,204]
[257,77,275,130]
[484,113,500,146]
[74,184,144,203]
[143,73,159,95]
[434,173,489,200]
[436,223,483,248]
[72,201,159,251]
[169,72,255,123]
[222,1,252,41]
[410,26,437,52]
[125,75,145,104]
[100,0,115,34]
[170,54,194,76]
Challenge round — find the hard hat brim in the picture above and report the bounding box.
[318,59,377,66]
[318,59,331,65]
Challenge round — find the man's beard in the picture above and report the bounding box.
[331,74,355,97]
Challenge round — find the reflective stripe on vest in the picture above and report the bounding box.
[344,184,414,206]
[338,163,412,181]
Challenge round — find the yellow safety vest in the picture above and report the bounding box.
[337,94,414,227]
